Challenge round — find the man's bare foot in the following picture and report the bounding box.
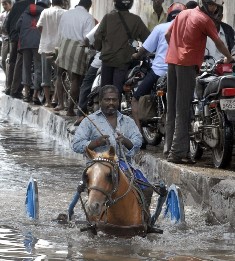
[44,102,52,108]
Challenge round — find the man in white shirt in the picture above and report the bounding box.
[37,0,67,107]
[148,0,167,31]
[55,0,95,115]
[74,24,102,126]
[206,24,235,61]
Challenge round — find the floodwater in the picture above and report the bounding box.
[0,115,235,261]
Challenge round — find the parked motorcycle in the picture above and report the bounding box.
[87,56,151,115]
[190,57,235,168]
[121,56,151,115]
[141,74,167,146]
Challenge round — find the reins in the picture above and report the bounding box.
[83,157,135,207]
[64,82,139,227]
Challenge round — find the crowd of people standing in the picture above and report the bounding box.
[0,0,235,166]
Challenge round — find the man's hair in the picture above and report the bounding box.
[99,85,119,102]
[1,0,12,4]
[186,1,198,9]
[78,0,92,9]
[52,0,64,6]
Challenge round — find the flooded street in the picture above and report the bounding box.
[0,114,235,261]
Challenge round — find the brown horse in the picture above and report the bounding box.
[82,146,150,237]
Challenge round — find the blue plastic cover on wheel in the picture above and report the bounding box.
[164,184,185,223]
[25,177,39,219]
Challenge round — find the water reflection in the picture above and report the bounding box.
[0,115,235,260]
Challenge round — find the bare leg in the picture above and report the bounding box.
[33,89,39,100]
[54,68,64,111]
[43,86,51,107]
[66,73,82,116]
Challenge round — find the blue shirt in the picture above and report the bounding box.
[72,110,142,163]
[143,21,172,77]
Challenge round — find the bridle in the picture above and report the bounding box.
[83,157,134,207]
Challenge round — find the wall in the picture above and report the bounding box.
[223,0,235,27]
[90,0,173,25]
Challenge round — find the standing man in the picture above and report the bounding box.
[6,0,34,98]
[131,3,186,134]
[94,0,150,96]
[16,0,50,103]
[74,24,102,126]
[164,0,233,164]
[37,0,67,107]
[0,0,12,93]
[148,0,167,31]
[55,0,95,115]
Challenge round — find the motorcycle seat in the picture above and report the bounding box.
[203,76,235,98]
[195,75,217,100]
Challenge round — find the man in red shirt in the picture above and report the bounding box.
[164,0,233,164]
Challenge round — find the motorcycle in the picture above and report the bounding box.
[141,74,167,146]
[190,56,235,168]
[87,56,151,115]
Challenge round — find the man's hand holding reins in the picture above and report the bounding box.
[116,132,133,150]
[88,135,110,150]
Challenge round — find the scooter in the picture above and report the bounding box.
[190,56,235,168]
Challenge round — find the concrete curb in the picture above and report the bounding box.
[0,93,234,227]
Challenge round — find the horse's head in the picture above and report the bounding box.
[84,146,119,216]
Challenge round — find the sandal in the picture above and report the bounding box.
[51,100,58,108]
[32,97,41,105]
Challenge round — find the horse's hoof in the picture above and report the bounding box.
[147,226,163,234]
[53,213,69,224]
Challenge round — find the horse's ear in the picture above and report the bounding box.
[108,146,116,161]
[86,146,97,159]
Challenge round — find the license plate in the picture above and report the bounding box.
[220,98,235,110]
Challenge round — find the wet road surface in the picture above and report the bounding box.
[1,114,235,261]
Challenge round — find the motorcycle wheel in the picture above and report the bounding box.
[190,116,203,160]
[142,126,162,146]
[190,140,203,160]
[212,111,233,168]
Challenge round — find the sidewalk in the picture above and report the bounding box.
[0,70,235,227]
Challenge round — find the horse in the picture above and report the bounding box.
[82,146,151,237]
